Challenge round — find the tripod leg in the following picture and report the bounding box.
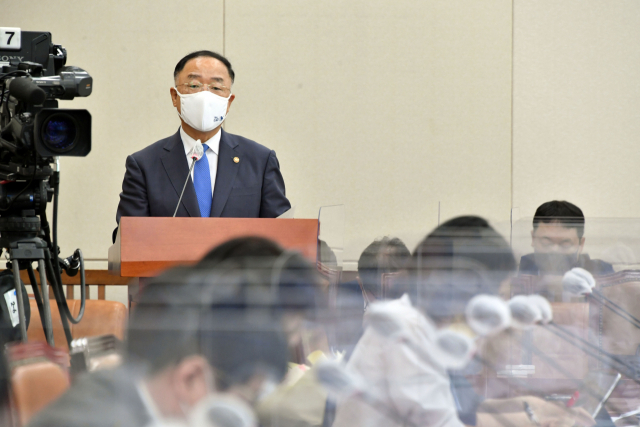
[27,263,54,346]
[11,260,28,342]
[44,254,73,349]
[37,260,54,347]
[26,263,44,319]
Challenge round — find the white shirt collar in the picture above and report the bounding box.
[136,380,165,424]
[180,126,221,157]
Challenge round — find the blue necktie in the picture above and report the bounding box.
[193,143,212,217]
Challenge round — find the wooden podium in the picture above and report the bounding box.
[108,217,319,278]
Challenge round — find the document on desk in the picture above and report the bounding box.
[277,206,296,219]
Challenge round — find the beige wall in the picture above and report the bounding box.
[4,1,638,290]
[512,0,640,220]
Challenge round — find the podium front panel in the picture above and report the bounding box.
[109,217,318,277]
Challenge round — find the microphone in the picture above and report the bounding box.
[526,294,553,324]
[562,268,640,329]
[432,329,476,370]
[8,77,46,105]
[562,267,595,296]
[173,142,204,217]
[315,360,416,427]
[465,294,512,337]
[364,299,411,339]
[507,296,541,330]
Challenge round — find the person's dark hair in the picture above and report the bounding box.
[412,215,516,321]
[174,50,235,83]
[197,237,319,309]
[198,237,284,267]
[357,237,411,299]
[317,239,337,267]
[532,200,585,239]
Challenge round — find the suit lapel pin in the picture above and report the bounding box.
[233,157,240,163]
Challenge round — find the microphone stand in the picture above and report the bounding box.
[587,291,640,329]
[541,322,640,386]
[173,153,199,217]
[496,329,606,402]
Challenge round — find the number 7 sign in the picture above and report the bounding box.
[0,27,21,50]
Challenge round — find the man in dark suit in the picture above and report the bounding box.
[114,50,290,242]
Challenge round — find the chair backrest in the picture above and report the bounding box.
[6,342,70,427]
[27,299,128,350]
[27,299,68,350]
[70,300,127,341]
[11,361,70,426]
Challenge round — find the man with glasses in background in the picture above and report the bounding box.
[519,200,614,277]
[114,51,290,241]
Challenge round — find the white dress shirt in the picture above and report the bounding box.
[333,295,464,427]
[180,126,220,196]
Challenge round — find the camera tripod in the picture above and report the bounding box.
[0,213,76,348]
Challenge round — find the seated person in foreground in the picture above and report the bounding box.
[356,236,412,310]
[333,216,594,427]
[519,200,614,276]
[28,239,318,427]
[331,237,412,360]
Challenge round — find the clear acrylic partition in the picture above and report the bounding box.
[493,216,640,423]
[33,215,640,427]
[316,204,345,319]
[317,204,345,270]
[306,205,345,360]
[316,218,640,427]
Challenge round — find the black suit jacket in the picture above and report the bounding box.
[114,129,291,242]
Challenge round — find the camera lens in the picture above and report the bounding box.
[41,114,77,152]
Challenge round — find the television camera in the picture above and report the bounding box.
[0,29,92,348]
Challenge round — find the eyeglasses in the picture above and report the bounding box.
[176,81,231,96]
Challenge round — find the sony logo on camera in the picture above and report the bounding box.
[0,56,24,62]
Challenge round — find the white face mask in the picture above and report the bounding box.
[175,88,231,132]
[188,394,257,427]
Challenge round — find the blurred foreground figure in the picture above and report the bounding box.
[333,216,593,427]
[0,346,9,426]
[333,216,515,427]
[519,201,614,276]
[357,237,411,308]
[28,237,318,427]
